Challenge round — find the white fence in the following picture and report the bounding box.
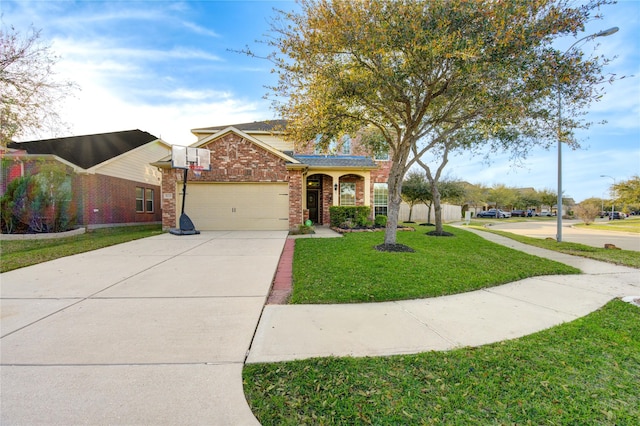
[398,203,462,223]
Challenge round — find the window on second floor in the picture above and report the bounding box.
[341,135,351,154]
[314,134,352,155]
[374,149,389,161]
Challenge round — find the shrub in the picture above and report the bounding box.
[574,203,600,225]
[329,206,372,228]
[375,215,387,227]
[295,224,315,235]
[0,163,76,233]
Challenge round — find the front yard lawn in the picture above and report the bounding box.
[0,225,163,272]
[291,225,579,304]
[244,299,640,425]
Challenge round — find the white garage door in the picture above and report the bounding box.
[176,182,289,230]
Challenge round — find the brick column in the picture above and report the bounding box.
[288,169,303,230]
[161,169,179,230]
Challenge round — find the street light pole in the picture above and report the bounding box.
[556,26,618,242]
[600,175,616,216]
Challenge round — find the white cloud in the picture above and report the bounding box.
[181,21,220,38]
[58,79,269,145]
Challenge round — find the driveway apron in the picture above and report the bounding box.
[1,231,287,425]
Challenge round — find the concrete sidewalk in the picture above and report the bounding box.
[246,228,639,363]
[1,231,288,425]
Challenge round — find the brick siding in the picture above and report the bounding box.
[79,174,161,226]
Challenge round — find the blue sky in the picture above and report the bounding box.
[2,0,638,202]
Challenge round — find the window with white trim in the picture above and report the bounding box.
[137,187,154,213]
[341,135,351,154]
[145,188,154,212]
[373,183,388,216]
[136,187,144,212]
[340,182,356,206]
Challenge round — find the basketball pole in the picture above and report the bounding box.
[180,168,188,217]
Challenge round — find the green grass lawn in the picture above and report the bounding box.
[574,216,640,234]
[243,299,640,425]
[291,225,579,304]
[472,226,640,269]
[0,224,163,272]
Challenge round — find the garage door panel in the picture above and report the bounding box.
[176,183,289,231]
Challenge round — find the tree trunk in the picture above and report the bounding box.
[432,183,444,234]
[383,160,406,245]
[408,204,413,222]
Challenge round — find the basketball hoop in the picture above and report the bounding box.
[189,164,204,178]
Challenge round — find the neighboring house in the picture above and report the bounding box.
[4,130,171,228]
[154,120,391,231]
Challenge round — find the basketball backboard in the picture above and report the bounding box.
[171,145,211,170]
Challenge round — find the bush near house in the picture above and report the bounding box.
[0,164,76,234]
[329,206,372,228]
[374,214,387,227]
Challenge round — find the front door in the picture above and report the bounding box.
[307,190,319,224]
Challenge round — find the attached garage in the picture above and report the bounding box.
[177,182,289,230]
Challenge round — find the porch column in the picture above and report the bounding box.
[329,172,341,206]
[363,172,371,207]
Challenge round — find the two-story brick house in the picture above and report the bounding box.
[155,120,391,231]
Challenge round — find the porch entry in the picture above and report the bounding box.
[306,176,322,224]
[307,190,319,223]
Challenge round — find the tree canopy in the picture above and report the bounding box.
[612,175,640,209]
[1,25,76,146]
[264,0,616,246]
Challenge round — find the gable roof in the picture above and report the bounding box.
[7,130,159,169]
[192,120,287,134]
[152,126,299,168]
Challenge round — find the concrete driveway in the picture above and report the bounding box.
[489,219,640,251]
[1,231,287,425]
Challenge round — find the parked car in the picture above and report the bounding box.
[477,209,509,218]
[539,211,555,217]
[609,212,623,220]
[511,210,526,217]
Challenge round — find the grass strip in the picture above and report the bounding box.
[574,220,640,234]
[243,299,640,425]
[0,225,163,272]
[472,226,640,269]
[291,225,579,304]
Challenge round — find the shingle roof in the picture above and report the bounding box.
[292,155,377,168]
[7,130,159,169]
[195,120,287,133]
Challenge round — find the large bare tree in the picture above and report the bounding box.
[1,25,76,146]
[263,0,615,248]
